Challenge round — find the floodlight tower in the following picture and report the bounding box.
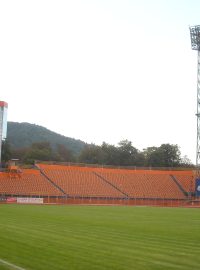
[189,25,200,175]
[0,101,8,164]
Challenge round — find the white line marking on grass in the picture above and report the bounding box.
[0,258,27,270]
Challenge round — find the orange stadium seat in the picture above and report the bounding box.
[37,164,188,200]
[0,164,193,201]
[95,169,186,199]
[172,171,195,193]
[38,164,124,198]
[0,169,63,196]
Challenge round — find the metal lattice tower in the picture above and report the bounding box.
[0,101,8,165]
[190,25,200,175]
[0,110,2,164]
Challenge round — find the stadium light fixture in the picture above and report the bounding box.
[189,26,200,176]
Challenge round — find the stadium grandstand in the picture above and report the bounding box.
[0,162,199,206]
[0,99,199,207]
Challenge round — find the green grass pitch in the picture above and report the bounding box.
[0,205,200,270]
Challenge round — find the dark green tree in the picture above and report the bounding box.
[101,142,120,165]
[158,144,181,167]
[143,144,181,167]
[79,140,145,166]
[24,141,53,164]
[79,144,103,164]
[180,155,194,167]
[143,146,160,167]
[56,144,74,162]
[118,140,143,166]
[11,147,28,161]
[1,139,12,162]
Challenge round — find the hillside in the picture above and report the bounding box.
[7,122,86,154]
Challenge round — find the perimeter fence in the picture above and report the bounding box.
[1,194,200,207]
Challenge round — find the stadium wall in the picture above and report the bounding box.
[1,194,200,207]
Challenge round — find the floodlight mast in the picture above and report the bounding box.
[189,25,200,175]
[0,101,8,165]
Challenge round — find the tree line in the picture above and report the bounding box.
[1,139,193,168]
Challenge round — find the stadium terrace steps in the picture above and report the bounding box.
[0,169,63,196]
[37,164,124,198]
[0,164,194,200]
[170,175,188,196]
[38,167,67,196]
[172,173,195,194]
[92,171,129,197]
[96,170,187,199]
[36,164,189,200]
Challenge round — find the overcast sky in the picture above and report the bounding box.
[0,0,199,162]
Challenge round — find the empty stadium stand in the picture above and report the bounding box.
[0,169,63,196]
[172,172,195,194]
[38,164,124,198]
[0,163,198,206]
[94,169,186,199]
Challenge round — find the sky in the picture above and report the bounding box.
[0,0,199,163]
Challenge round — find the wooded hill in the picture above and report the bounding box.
[3,122,192,167]
[7,122,86,154]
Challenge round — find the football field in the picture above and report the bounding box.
[0,204,200,270]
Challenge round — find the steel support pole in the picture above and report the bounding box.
[0,107,3,165]
[0,139,1,165]
[196,50,200,175]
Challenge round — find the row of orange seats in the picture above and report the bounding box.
[37,164,192,199]
[0,164,194,199]
[39,165,124,197]
[0,169,63,196]
[96,171,186,199]
[172,173,195,193]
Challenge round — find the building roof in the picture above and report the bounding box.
[0,101,8,108]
